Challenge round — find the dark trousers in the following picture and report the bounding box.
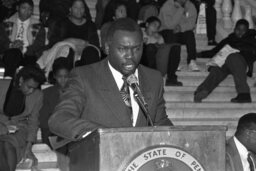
[167,45,181,80]
[141,44,158,69]
[196,53,250,95]
[161,30,197,64]
[192,0,216,41]
[2,48,37,77]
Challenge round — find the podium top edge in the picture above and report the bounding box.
[97,126,227,134]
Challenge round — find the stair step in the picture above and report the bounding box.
[164,91,256,102]
[16,144,58,170]
[164,86,256,92]
[173,76,255,87]
[165,102,256,108]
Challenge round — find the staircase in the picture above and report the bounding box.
[12,0,256,170]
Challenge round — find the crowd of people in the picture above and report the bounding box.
[0,0,255,171]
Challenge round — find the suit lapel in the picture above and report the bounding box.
[227,137,244,171]
[97,59,132,127]
[135,66,153,126]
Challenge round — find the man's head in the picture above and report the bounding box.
[234,19,249,38]
[105,18,143,76]
[235,113,256,153]
[174,0,188,7]
[17,0,34,21]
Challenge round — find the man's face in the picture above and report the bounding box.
[107,30,143,76]
[234,24,248,38]
[245,124,256,153]
[18,3,33,21]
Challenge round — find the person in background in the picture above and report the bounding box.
[0,65,46,171]
[48,18,173,146]
[226,113,256,171]
[194,19,256,103]
[100,1,128,56]
[141,16,164,69]
[39,58,72,171]
[56,0,100,65]
[58,0,99,48]
[0,0,46,78]
[158,0,200,72]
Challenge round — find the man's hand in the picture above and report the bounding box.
[173,25,181,33]
[10,40,24,49]
[0,122,8,135]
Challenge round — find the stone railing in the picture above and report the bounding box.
[215,0,256,40]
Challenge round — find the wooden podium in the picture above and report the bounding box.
[69,126,226,171]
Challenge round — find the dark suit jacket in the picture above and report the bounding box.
[226,137,256,171]
[49,58,173,141]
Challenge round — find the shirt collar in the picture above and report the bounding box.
[17,18,30,26]
[234,136,249,159]
[108,61,138,90]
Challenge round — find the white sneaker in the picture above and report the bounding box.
[188,60,200,71]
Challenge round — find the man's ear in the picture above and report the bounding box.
[19,77,24,86]
[104,42,110,55]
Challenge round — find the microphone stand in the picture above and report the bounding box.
[133,92,154,126]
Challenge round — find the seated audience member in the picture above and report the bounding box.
[59,0,99,48]
[100,1,127,55]
[138,0,159,23]
[0,0,46,78]
[226,113,256,171]
[158,0,200,72]
[0,66,46,171]
[141,16,164,68]
[39,0,92,22]
[48,18,173,145]
[194,19,256,103]
[102,0,140,25]
[142,16,182,86]
[39,58,72,171]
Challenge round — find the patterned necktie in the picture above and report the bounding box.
[120,76,133,123]
[17,22,24,40]
[248,152,255,171]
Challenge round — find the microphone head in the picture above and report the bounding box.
[126,74,138,86]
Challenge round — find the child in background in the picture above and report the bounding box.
[141,16,164,69]
[39,57,72,171]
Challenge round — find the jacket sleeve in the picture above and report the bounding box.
[200,37,230,58]
[179,3,197,32]
[153,72,173,126]
[0,23,11,53]
[27,90,43,142]
[26,25,46,58]
[48,69,101,141]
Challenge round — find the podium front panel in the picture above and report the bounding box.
[70,126,226,171]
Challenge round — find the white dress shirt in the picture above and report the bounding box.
[234,136,253,171]
[108,62,139,126]
[16,18,30,53]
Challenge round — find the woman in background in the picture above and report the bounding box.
[39,57,72,171]
[0,66,46,171]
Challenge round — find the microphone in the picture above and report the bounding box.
[126,74,154,126]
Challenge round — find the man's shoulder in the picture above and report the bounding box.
[139,65,163,81]
[72,60,105,76]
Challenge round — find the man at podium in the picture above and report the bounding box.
[48,18,173,143]
[226,113,256,171]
